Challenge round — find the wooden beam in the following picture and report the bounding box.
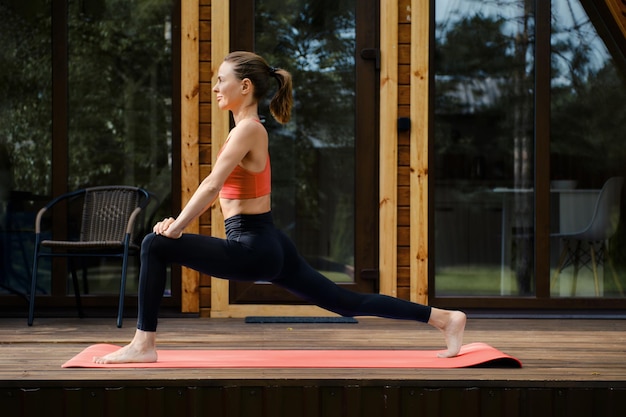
[605,0,626,38]
[180,0,200,313]
[210,0,231,317]
[409,0,430,305]
[379,0,399,297]
[209,304,343,319]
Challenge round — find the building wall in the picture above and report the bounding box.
[187,0,626,315]
[397,0,413,302]
[198,0,213,315]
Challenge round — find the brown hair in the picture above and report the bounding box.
[224,51,293,124]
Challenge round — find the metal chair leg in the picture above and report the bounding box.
[69,258,84,318]
[27,247,40,326]
[27,233,45,326]
[117,240,131,328]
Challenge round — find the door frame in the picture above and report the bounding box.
[208,0,395,318]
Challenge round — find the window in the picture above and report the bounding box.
[433,0,536,297]
[0,0,179,309]
[433,0,626,308]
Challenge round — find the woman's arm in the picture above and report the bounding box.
[155,121,262,238]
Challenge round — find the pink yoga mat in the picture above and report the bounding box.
[62,342,521,369]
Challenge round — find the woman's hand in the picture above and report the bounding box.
[153,217,183,239]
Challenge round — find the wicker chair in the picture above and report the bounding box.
[28,186,151,327]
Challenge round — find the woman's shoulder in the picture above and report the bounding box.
[230,119,267,143]
[236,118,266,132]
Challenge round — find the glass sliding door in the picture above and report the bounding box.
[1,0,178,312]
[66,0,174,296]
[433,0,535,297]
[0,0,53,296]
[549,0,626,298]
[433,0,626,308]
[256,0,356,281]
[230,0,380,303]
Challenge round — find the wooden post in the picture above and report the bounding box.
[379,0,399,297]
[410,0,430,305]
[180,0,200,313]
[210,0,231,317]
[605,0,626,39]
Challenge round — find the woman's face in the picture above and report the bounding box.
[213,61,243,111]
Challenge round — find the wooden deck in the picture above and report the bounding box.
[2,316,626,416]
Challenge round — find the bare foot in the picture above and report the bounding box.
[93,330,158,364]
[428,308,467,358]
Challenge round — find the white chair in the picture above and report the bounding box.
[551,177,624,296]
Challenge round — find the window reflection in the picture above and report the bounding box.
[549,0,626,298]
[0,0,52,295]
[434,0,535,296]
[66,0,173,295]
[67,0,172,191]
[434,0,626,299]
[255,0,356,282]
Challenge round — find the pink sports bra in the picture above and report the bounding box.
[219,155,271,199]
[218,121,271,199]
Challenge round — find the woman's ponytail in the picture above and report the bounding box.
[269,69,293,124]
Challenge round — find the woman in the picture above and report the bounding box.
[94,51,466,364]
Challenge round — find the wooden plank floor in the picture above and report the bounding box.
[1,317,626,387]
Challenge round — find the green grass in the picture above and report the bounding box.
[435,266,503,296]
[435,264,626,297]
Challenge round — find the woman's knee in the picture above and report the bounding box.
[141,232,173,258]
[141,232,157,252]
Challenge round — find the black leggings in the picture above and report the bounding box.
[137,212,431,331]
